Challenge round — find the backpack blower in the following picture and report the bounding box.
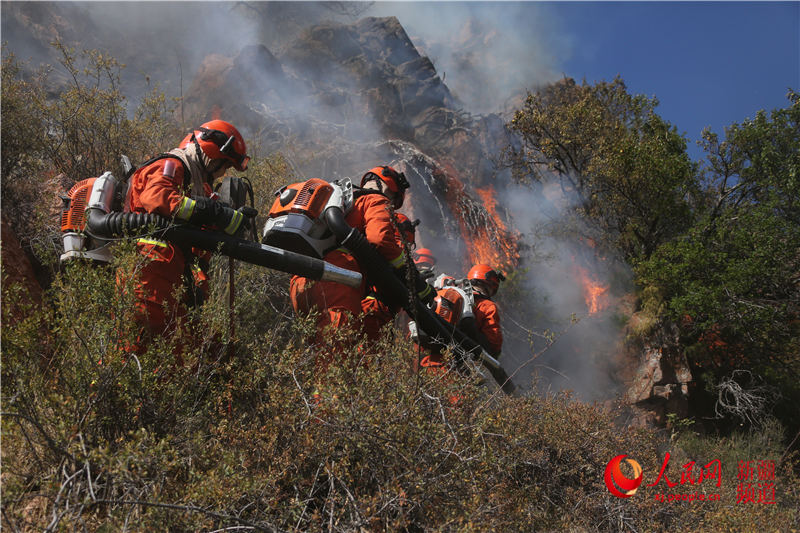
[59,160,362,288]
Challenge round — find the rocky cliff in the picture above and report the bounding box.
[3,4,667,412]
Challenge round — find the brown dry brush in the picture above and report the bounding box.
[4,253,798,532]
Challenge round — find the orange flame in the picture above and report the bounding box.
[472,185,518,267]
[435,163,520,271]
[574,263,609,315]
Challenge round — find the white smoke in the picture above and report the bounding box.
[366,2,569,114]
[4,1,630,402]
[495,177,631,401]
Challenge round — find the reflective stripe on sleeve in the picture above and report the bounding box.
[389,252,406,268]
[417,284,432,299]
[137,238,168,247]
[224,210,244,234]
[175,196,196,221]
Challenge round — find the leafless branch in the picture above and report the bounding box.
[714,370,778,427]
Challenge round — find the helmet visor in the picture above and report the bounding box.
[199,127,249,171]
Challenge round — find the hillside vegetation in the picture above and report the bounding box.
[2,46,800,532]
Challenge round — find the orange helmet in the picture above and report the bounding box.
[361,165,409,208]
[192,120,249,171]
[467,264,505,295]
[178,133,193,149]
[395,213,419,246]
[414,248,436,268]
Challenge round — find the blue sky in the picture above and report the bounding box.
[554,2,800,161]
[377,1,799,162]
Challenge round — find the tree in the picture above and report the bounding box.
[1,48,52,245]
[509,76,698,262]
[637,91,800,409]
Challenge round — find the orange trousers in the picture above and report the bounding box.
[290,251,366,335]
[118,241,194,358]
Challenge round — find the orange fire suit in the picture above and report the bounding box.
[122,157,212,350]
[472,294,503,357]
[360,213,415,340]
[361,294,395,341]
[419,292,502,370]
[290,192,406,343]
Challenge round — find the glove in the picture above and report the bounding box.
[408,320,420,343]
[408,320,432,346]
[417,281,435,307]
[176,196,246,236]
[418,266,436,280]
[392,263,435,308]
[238,206,259,239]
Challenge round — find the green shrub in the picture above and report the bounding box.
[1,43,181,266]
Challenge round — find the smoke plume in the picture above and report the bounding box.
[3,2,630,403]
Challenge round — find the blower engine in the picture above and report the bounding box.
[261,177,354,258]
[409,276,475,342]
[60,171,124,263]
[58,164,362,287]
[433,274,476,323]
[432,286,466,326]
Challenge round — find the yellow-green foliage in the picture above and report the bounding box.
[3,254,799,531]
[1,42,181,259]
[626,285,665,340]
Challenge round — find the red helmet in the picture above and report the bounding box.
[395,213,419,246]
[192,120,249,171]
[467,264,505,295]
[361,165,410,208]
[414,248,436,268]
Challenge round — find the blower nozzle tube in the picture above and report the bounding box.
[85,208,362,287]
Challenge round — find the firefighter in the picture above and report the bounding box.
[413,247,437,280]
[121,119,250,353]
[361,211,419,341]
[463,264,504,358]
[290,166,433,349]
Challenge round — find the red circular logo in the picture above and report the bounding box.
[604,454,643,498]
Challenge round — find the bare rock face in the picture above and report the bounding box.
[624,327,693,426]
[274,16,456,143]
[180,15,514,189]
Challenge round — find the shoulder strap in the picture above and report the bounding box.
[473,293,490,303]
[137,154,191,189]
[353,186,389,202]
